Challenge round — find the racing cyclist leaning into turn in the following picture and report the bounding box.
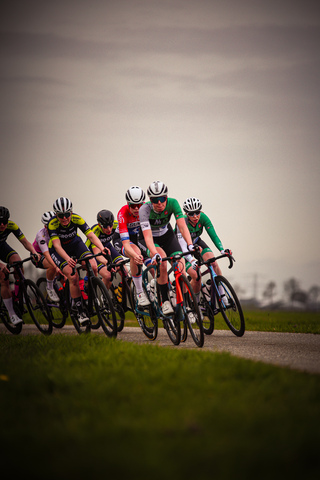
[138,181,195,316]
[176,197,232,305]
[48,197,110,325]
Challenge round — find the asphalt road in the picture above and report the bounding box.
[1,323,319,375]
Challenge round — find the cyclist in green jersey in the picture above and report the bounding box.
[138,181,194,315]
[176,197,232,303]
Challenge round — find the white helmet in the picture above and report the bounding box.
[183,197,202,213]
[147,181,168,198]
[125,186,145,204]
[41,211,55,225]
[53,197,73,213]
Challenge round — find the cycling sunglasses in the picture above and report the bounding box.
[150,196,167,204]
[57,212,71,219]
[129,203,143,208]
[101,223,113,228]
[187,210,201,217]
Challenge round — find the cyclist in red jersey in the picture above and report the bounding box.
[114,186,150,307]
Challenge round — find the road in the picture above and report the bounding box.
[1,324,319,374]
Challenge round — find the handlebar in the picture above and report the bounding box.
[193,248,235,269]
[70,251,109,276]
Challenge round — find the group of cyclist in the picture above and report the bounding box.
[0,180,231,327]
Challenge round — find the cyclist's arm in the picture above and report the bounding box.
[86,231,106,254]
[142,228,158,258]
[176,217,193,249]
[202,213,224,251]
[176,223,193,263]
[20,236,39,256]
[91,244,108,266]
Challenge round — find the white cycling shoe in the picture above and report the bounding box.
[46,287,59,303]
[137,291,150,307]
[10,314,23,325]
[162,300,174,315]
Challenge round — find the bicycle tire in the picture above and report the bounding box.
[24,279,53,335]
[214,275,245,337]
[65,280,91,334]
[199,287,215,335]
[36,277,67,329]
[0,297,23,334]
[179,274,204,347]
[91,277,117,337]
[110,285,125,332]
[132,282,158,340]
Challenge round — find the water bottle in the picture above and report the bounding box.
[149,279,156,302]
[169,288,176,308]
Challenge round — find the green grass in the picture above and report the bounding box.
[0,333,319,480]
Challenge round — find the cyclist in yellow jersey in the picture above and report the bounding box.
[48,197,109,325]
[0,206,40,325]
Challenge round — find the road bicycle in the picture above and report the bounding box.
[36,273,68,328]
[65,253,117,336]
[193,251,245,337]
[135,251,204,347]
[0,256,52,335]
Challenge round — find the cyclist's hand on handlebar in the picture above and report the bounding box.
[221,249,232,256]
[190,259,198,270]
[151,253,162,264]
[187,244,195,252]
[67,257,77,268]
[133,253,144,265]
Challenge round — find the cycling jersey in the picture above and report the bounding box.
[33,227,50,254]
[139,198,184,237]
[117,205,141,244]
[86,221,121,262]
[48,214,92,248]
[0,221,25,244]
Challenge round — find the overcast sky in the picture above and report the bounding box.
[1,0,319,299]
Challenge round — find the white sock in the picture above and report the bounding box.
[47,280,54,290]
[218,285,224,296]
[133,275,143,294]
[3,297,15,316]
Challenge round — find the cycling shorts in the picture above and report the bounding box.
[31,254,46,269]
[49,236,91,271]
[0,242,17,263]
[138,228,182,258]
[185,238,212,271]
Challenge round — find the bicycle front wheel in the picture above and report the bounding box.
[91,277,117,337]
[131,282,158,341]
[179,274,204,347]
[24,279,53,335]
[110,286,125,332]
[214,275,245,337]
[37,277,67,329]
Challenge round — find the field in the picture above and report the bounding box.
[0,310,319,480]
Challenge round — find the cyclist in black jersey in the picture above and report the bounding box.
[0,206,40,325]
[48,197,110,325]
[86,209,123,289]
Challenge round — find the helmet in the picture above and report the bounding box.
[183,197,202,213]
[97,209,114,227]
[41,211,55,225]
[0,206,10,223]
[53,197,73,213]
[147,181,168,198]
[125,186,146,204]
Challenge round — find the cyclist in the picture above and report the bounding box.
[32,211,61,303]
[113,186,150,307]
[48,197,109,325]
[85,209,122,289]
[138,181,194,315]
[0,206,39,325]
[176,197,232,303]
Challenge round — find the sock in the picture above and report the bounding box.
[159,283,169,302]
[73,296,83,313]
[47,279,54,290]
[132,275,143,294]
[3,297,15,316]
[218,285,224,296]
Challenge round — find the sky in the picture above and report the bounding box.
[1,0,319,300]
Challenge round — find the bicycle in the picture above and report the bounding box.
[193,251,245,337]
[65,253,117,336]
[36,273,68,329]
[136,251,204,347]
[0,256,52,335]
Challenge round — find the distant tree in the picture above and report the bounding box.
[283,278,300,305]
[263,281,277,305]
[308,285,320,304]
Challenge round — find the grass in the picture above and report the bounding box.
[0,331,319,480]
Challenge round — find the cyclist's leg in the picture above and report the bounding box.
[0,246,22,323]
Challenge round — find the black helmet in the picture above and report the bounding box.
[97,209,114,227]
[0,206,10,223]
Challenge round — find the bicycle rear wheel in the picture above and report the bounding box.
[132,282,158,340]
[24,279,53,335]
[199,287,215,335]
[91,277,117,337]
[179,274,204,347]
[0,297,23,334]
[37,277,67,328]
[214,275,245,337]
[110,285,125,332]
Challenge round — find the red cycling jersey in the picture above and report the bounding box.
[117,204,141,243]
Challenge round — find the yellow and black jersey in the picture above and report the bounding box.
[85,221,118,249]
[0,221,25,244]
[48,213,92,248]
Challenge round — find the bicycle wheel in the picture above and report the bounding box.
[132,282,158,340]
[163,283,181,345]
[214,275,245,337]
[24,279,53,335]
[0,297,22,334]
[91,277,117,337]
[65,280,91,334]
[110,285,125,332]
[199,287,215,335]
[37,277,67,328]
[179,274,204,347]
